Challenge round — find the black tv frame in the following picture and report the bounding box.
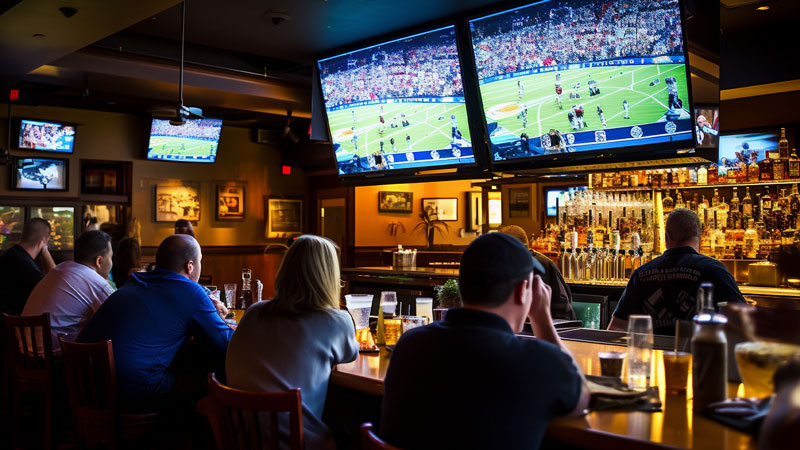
[693,103,720,149]
[464,0,699,173]
[12,117,77,154]
[145,117,224,164]
[9,156,70,192]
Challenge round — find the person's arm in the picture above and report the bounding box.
[710,264,747,305]
[607,280,636,331]
[39,243,56,273]
[607,316,629,332]
[529,275,590,416]
[189,288,235,354]
[332,310,359,364]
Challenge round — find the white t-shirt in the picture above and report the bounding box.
[23,260,114,348]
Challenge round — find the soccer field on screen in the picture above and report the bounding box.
[326,102,471,159]
[479,63,689,139]
[148,136,218,158]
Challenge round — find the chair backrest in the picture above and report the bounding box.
[59,338,118,444]
[361,423,404,450]
[3,313,53,389]
[206,373,304,450]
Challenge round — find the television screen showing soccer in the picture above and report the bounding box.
[469,0,693,163]
[146,118,222,163]
[317,25,474,176]
[17,120,75,153]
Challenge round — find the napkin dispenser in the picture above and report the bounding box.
[748,261,779,287]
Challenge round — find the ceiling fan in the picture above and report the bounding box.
[151,0,203,126]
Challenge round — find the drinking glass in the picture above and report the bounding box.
[380,291,398,316]
[627,315,653,391]
[416,297,433,323]
[223,283,237,309]
[598,351,625,378]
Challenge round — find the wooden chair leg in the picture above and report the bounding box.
[44,391,52,450]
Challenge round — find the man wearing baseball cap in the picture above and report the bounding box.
[380,233,590,449]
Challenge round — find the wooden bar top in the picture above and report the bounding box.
[332,338,755,450]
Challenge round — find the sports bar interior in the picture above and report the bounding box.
[1,0,799,449]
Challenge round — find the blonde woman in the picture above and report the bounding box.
[225,234,359,450]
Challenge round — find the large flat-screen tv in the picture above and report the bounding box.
[317,25,477,177]
[718,131,779,168]
[694,105,719,148]
[10,157,68,191]
[146,118,222,163]
[15,119,76,153]
[469,0,694,168]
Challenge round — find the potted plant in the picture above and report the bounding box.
[434,279,461,309]
[412,209,449,249]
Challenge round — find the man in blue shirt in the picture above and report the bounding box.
[609,208,746,335]
[381,233,589,450]
[78,234,233,399]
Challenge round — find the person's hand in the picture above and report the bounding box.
[39,238,51,257]
[211,297,229,318]
[528,275,552,325]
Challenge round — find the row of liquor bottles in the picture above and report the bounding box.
[556,230,651,283]
[590,129,799,189]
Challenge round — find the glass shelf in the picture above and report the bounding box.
[591,179,800,191]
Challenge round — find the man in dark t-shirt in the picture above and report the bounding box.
[609,208,746,335]
[381,233,589,450]
[0,218,55,315]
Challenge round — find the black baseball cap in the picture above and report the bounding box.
[459,233,545,291]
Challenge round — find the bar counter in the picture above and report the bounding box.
[332,338,754,450]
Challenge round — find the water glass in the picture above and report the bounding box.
[223,283,237,309]
[380,291,398,316]
[627,315,653,391]
[416,297,433,323]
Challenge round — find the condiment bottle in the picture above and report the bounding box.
[692,282,728,411]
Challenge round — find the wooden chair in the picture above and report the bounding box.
[59,338,186,449]
[204,373,304,450]
[3,312,55,449]
[361,423,404,450]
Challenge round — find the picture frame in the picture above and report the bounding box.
[508,187,531,218]
[465,191,482,232]
[216,185,245,221]
[154,183,200,223]
[378,191,413,213]
[10,156,69,191]
[421,198,457,221]
[81,160,127,195]
[266,196,303,237]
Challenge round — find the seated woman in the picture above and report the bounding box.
[225,234,359,449]
[111,237,142,287]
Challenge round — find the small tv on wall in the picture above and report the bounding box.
[10,157,69,191]
[15,119,76,153]
[694,105,719,148]
[146,118,223,163]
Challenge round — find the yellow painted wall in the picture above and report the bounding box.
[0,104,306,247]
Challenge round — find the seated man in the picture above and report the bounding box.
[380,233,589,449]
[499,225,576,320]
[23,230,115,348]
[608,208,746,335]
[78,234,233,399]
[0,217,56,315]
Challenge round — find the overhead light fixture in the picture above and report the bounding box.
[757,5,770,10]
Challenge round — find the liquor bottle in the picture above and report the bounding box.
[762,188,773,215]
[773,150,786,180]
[760,151,774,181]
[789,148,800,179]
[239,268,253,309]
[663,190,674,214]
[743,219,759,259]
[742,187,753,220]
[712,188,721,208]
[692,283,728,411]
[690,192,699,212]
[748,151,761,182]
[689,167,698,185]
[675,190,686,209]
[730,187,741,229]
[730,187,740,215]
[779,127,790,161]
[717,162,727,184]
[697,165,708,185]
[717,196,729,231]
[754,194,762,222]
[678,168,687,186]
[790,184,800,228]
[560,242,569,275]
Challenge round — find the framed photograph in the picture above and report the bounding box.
[508,187,531,219]
[154,183,200,222]
[216,185,245,221]
[81,160,127,195]
[378,191,413,213]
[10,156,68,191]
[421,198,457,221]
[266,196,303,237]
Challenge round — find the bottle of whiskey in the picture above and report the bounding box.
[730,187,740,215]
[730,187,741,229]
[717,163,727,184]
[697,165,708,185]
[742,187,754,220]
[675,190,686,209]
[760,151,774,181]
[773,150,786,180]
[743,219,759,259]
[748,151,760,182]
[789,148,800,179]
[779,127,790,161]
[708,163,718,184]
[663,190,675,214]
[689,167,698,185]
[712,188,721,208]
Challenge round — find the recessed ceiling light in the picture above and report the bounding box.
[757,5,770,10]
[32,33,46,38]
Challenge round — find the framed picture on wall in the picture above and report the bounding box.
[465,191,482,232]
[216,185,245,221]
[266,196,303,237]
[378,191,413,213]
[508,187,530,218]
[421,198,457,221]
[154,183,200,222]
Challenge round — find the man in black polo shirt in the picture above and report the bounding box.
[0,217,56,315]
[380,233,589,450]
[608,208,746,335]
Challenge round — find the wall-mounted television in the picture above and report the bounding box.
[718,131,779,168]
[468,0,695,168]
[543,186,587,217]
[10,157,69,191]
[694,105,719,148]
[15,119,76,153]
[317,25,479,178]
[146,118,222,163]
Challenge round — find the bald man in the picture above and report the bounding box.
[78,235,233,399]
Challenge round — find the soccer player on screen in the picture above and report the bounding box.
[390,137,398,153]
[623,100,630,119]
[567,110,577,131]
[597,105,607,128]
[450,114,458,140]
[665,77,681,111]
[351,128,358,151]
[406,134,412,150]
[517,108,528,129]
[517,80,524,100]
[555,81,563,109]
[574,105,586,129]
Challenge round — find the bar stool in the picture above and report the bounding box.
[3,312,56,450]
[203,373,304,450]
[361,423,405,450]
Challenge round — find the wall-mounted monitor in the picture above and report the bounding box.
[10,157,69,191]
[469,0,694,169]
[317,25,478,178]
[543,186,587,217]
[15,119,76,153]
[718,131,779,168]
[146,118,222,163]
[694,105,719,148]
